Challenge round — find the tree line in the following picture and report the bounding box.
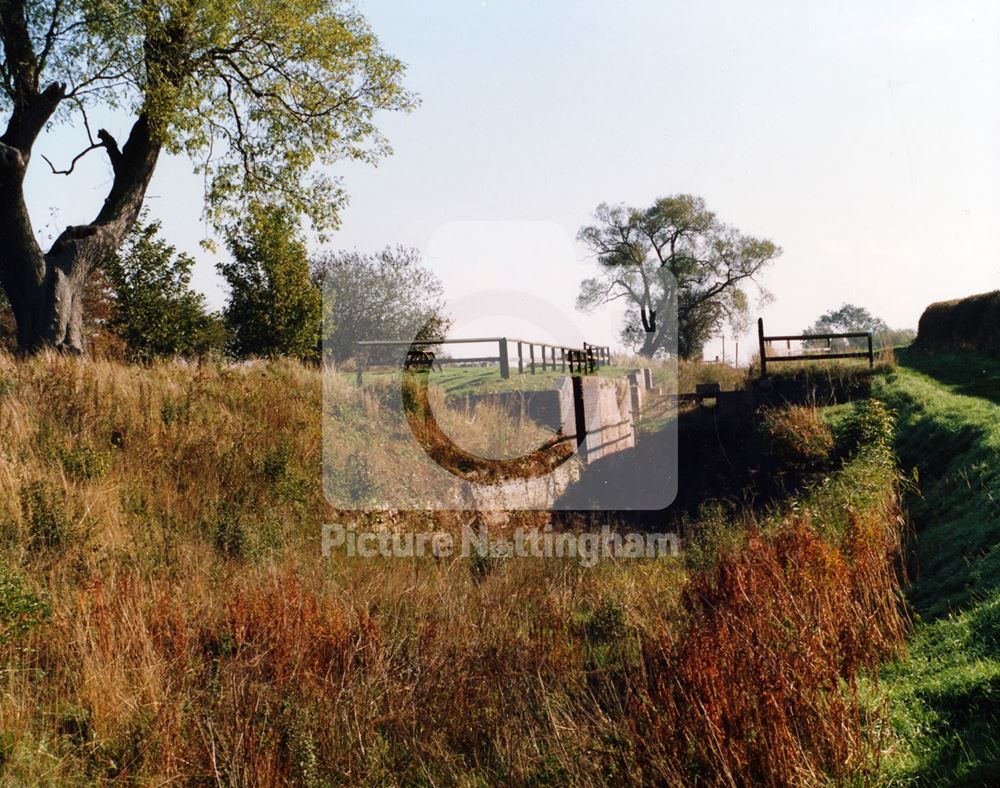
[0,204,450,365]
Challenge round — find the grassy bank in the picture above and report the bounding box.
[872,349,1000,784]
[0,353,907,783]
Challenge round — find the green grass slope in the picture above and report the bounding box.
[877,348,1000,785]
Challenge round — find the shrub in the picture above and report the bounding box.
[0,565,49,646]
[59,445,113,481]
[20,481,71,550]
[757,404,835,469]
[585,597,627,643]
[841,398,895,456]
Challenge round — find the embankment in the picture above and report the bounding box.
[874,348,1000,784]
[916,290,1000,355]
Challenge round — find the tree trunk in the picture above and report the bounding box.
[0,111,160,355]
[638,331,658,358]
[12,252,91,354]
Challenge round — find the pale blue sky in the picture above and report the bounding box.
[24,0,1000,359]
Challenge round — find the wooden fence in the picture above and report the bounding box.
[355,337,612,383]
[757,318,873,377]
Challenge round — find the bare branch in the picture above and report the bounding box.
[40,142,104,175]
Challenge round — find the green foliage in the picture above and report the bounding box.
[803,303,915,351]
[103,219,222,361]
[208,503,280,561]
[840,398,895,457]
[874,350,1000,783]
[20,481,71,550]
[585,597,627,643]
[576,195,780,359]
[220,205,322,360]
[757,405,835,469]
[4,0,416,234]
[314,246,451,363]
[0,290,14,352]
[0,565,49,646]
[59,445,113,481]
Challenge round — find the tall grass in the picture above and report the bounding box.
[0,352,907,783]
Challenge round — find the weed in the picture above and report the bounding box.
[59,444,113,481]
[758,404,835,469]
[585,597,627,643]
[20,481,71,549]
[0,565,49,645]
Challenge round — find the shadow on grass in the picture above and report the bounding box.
[879,351,1000,785]
[897,346,1000,405]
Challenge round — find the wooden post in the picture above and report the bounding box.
[530,344,536,374]
[517,341,523,374]
[572,375,588,461]
[757,317,768,378]
[561,347,566,371]
[499,337,510,379]
[542,345,547,372]
[867,333,874,368]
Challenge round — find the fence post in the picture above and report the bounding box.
[572,375,588,461]
[499,337,510,379]
[757,317,768,378]
[517,341,523,374]
[561,347,566,371]
[530,344,536,374]
[542,345,547,372]
[867,333,874,368]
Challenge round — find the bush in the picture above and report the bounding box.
[757,405,835,469]
[20,482,72,550]
[0,565,49,646]
[841,398,895,456]
[59,445,113,481]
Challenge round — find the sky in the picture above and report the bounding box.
[23,0,1000,361]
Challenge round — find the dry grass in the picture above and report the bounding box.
[0,352,906,784]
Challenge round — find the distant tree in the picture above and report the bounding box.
[577,195,780,359]
[803,304,914,350]
[104,219,221,361]
[313,246,450,363]
[220,206,321,360]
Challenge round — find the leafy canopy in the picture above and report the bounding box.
[3,0,416,233]
[104,217,221,360]
[220,204,321,360]
[313,246,450,363]
[803,304,914,351]
[577,195,779,358]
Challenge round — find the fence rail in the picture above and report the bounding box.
[757,318,873,377]
[355,337,612,384]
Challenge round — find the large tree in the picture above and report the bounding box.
[576,195,780,359]
[0,0,413,354]
[313,246,450,364]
